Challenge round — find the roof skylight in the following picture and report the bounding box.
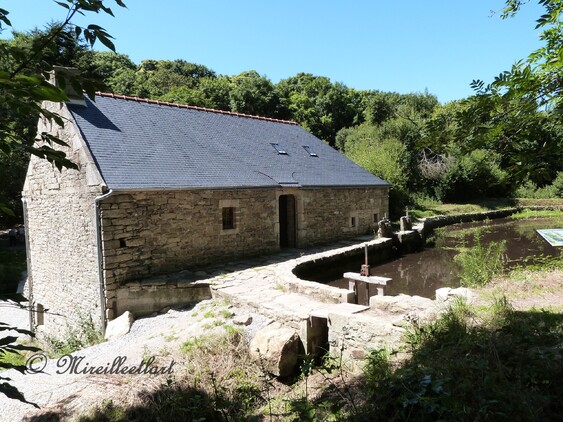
[271,143,287,155]
[303,145,318,157]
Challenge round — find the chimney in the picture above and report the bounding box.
[50,66,86,106]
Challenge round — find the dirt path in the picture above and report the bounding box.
[476,269,563,311]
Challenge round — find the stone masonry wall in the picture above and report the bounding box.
[22,101,105,335]
[100,187,388,318]
[299,187,389,247]
[99,189,280,316]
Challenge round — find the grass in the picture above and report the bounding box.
[41,312,104,357]
[0,350,27,369]
[81,327,263,422]
[509,208,563,220]
[454,232,507,287]
[409,197,518,220]
[409,197,563,221]
[356,298,563,421]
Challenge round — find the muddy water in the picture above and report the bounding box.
[322,217,563,303]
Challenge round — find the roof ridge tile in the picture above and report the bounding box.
[94,92,298,125]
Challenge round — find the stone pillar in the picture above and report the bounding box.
[377,218,393,238]
[400,215,412,231]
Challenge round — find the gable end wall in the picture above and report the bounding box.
[22,102,105,335]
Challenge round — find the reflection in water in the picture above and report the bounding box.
[323,217,562,302]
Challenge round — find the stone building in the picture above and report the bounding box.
[23,92,389,334]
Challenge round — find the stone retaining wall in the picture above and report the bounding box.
[283,238,395,304]
[115,281,212,317]
[420,208,519,237]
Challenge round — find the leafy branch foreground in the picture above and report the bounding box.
[76,298,562,421]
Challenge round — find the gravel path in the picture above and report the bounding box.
[0,300,268,422]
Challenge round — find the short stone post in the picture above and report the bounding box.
[377,218,393,238]
[400,216,412,231]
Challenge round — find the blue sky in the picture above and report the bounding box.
[1,0,544,103]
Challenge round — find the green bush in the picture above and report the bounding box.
[434,149,510,202]
[516,172,563,199]
[345,131,412,217]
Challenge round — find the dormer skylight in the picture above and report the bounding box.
[303,145,318,157]
[271,143,287,155]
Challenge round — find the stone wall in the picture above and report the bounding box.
[99,189,279,282]
[115,281,212,317]
[299,187,389,247]
[327,310,405,364]
[22,101,105,334]
[101,187,388,318]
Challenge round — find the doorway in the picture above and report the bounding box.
[279,194,296,248]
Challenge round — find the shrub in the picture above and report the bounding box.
[345,133,412,217]
[515,172,563,199]
[434,149,510,202]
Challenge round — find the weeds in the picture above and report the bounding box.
[454,232,506,286]
[42,312,103,356]
[356,298,563,421]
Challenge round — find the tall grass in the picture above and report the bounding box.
[454,232,506,286]
[354,298,563,421]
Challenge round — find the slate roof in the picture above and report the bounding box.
[68,93,389,190]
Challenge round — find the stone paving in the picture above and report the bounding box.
[195,232,462,364]
[206,235,375,323]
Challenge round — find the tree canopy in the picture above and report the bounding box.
[2,0,563,225]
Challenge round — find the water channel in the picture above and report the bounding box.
[309,216,563,304]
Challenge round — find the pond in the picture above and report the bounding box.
[310,215,563,304]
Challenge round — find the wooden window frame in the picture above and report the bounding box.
[222,206,236,230]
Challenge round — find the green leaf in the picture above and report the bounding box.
[0,7,12,27]
[54,1,70,9]
[0,203,15,217]
[32,82,69,102]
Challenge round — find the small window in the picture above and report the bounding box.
[373,213,379,223]
[222,207,236,230]
[303,145,318,157]
[350,216,356,228]
[271,143,287,155]
[119,239,127,248]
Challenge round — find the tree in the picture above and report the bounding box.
[462,0,563,186]
[0,0,126,171]
[228,70,286,118]
[277,73,361,146]
[0,0,127,406]
[78,50,137,93]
